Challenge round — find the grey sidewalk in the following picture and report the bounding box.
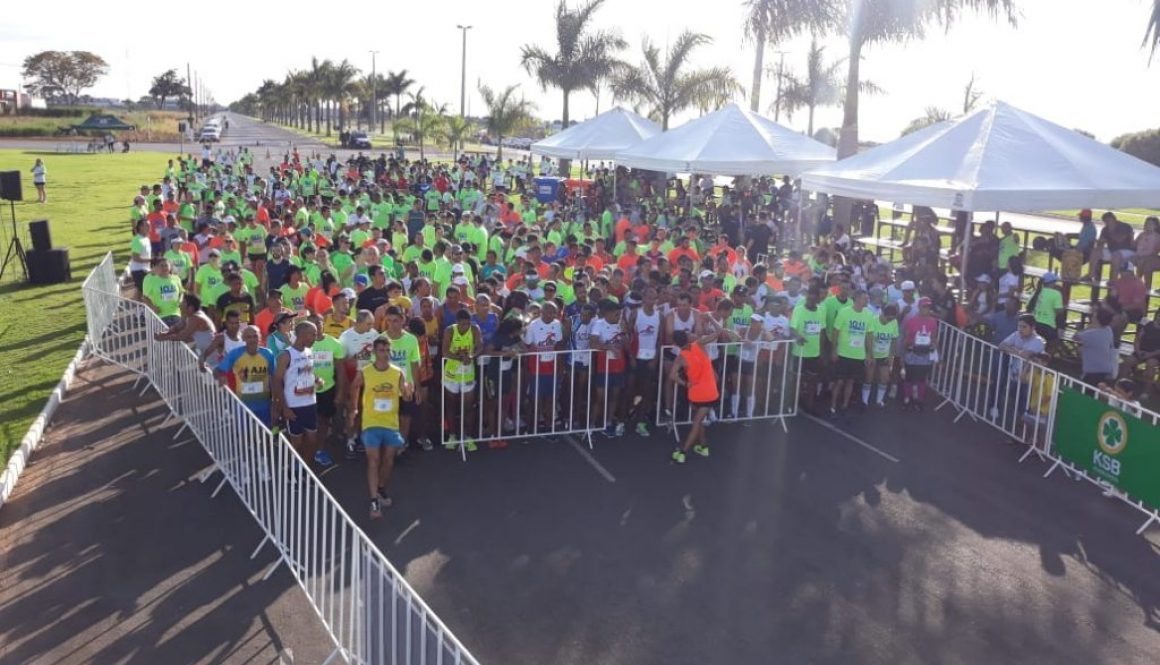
[0,361,332,665]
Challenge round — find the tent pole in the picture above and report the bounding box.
[959,212,973,303]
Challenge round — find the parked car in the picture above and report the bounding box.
[345,131,372,149]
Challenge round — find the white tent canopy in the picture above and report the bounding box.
[614,103,836,176]
[530,107,661,161]
[800,100,1160,212]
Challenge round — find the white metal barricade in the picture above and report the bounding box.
[656,341,801,440]
[440,349,600,457]
[930,320,1160,536]
[82,254,481,665]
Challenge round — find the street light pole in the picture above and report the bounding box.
[369,50,379,134]
[772,51,787,122]
[456,24,473,118]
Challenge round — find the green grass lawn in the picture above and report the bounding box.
[0,149,167,465]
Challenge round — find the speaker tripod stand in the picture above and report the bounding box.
[0,199,29,282]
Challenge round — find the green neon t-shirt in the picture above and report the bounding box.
[142,274,183,318]
[312,335,345,393]
[833,306,876,360]
[870,317,899,359]
[790,303,826,358]
[385,330,421,384]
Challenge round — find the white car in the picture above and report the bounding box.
[199,126,221,142]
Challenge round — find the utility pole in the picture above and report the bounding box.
[186,62,194,124]
[369,50,379,134]
[456,24,473,117]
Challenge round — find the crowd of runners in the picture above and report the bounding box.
[127,145,1160,518]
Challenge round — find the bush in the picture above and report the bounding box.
[13,107,89,118]
[1110,128,1160,167]
[0,127,55,137]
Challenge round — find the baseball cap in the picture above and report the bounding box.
[901,280,916,290]
[750,313,763,322]
[354,274,370,287]
[452,264,466,274]
[207,249,221,258]
[975,274,992,283]
[699,270,715,280]
[452,275,469,286]
[338,288,356,300]
[1042,272,1060,284]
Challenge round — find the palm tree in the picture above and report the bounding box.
[900,106,953,136]
[383,70,415,121]
[741,0,831,112]
[444,115,474,155]
[961,73,983,114]
[402,86,428,119]
[326,59,360,134]
[304,57,332,133]
[478,83,536,160]
[397,101,447,160]
[830,0,1017,159]
[1146,0,1160,58]
[610,31,742,130]
[781,38,883,136]
[520,0,626,172]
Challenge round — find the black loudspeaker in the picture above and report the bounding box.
[26,248,71,285]
[29,219,52,252]
[0,171,21,202]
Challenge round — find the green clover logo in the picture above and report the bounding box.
[1097,412,1128,456]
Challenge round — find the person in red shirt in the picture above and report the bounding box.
[146,200,166,251]
[592,238,614,268]
[616,239,641,275]
[668,236,700,266]
[697,271,725,311]
[706,235,737,267]
[614,214,632,244]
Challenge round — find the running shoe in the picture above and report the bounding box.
[602,425,618,438]
[988,406,999,421]
[693,444,710,458]
[377,487,394,508]
[314,450,335,468]
[419,436,434,451]
[615,422,626,437]
[445,435,459,450]
[369,498,382,519]
[671,450,686,464]
[345,438,359,460]
[635,422,650,437]
[463,439,478,452]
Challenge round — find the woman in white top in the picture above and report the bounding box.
[30,158,47,203]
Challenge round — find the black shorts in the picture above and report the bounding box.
[632,357,657,377]
[740,360,756,376]
[690,398,718,409]
[835,356,865,379]
[400,396,419,417]
[131,269,148,293]
[799,355,822,375]
[1034,322,1059,342]
[316,388,337,418]
[905,364,931,382]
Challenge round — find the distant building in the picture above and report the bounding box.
[0,88,46,114]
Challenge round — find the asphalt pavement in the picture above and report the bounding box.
[312,398,1160,665]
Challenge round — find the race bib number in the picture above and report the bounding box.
[638,347,656,360]
[849,334,864,349]
[916,331,931,346]
[161,291,178,301]
[373,398,393,413]
[240,381,265,395]
[314,352,332,364]
[804,322,822,336]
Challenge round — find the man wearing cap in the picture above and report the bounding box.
[1030,272,1064,341]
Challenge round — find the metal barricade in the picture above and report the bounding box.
[656,340,801,440]
[440,349,599,457]
[81,254,481,665]
[930,320,1160,535]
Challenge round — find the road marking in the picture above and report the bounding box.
[802,414,900,463]
[565,436,616,483]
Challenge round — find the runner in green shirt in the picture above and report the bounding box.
[829,289,875,414]
[866,304,900,407]
[194,251,225,297]
[789,286,826,364]
[309,318,346,453]
[142,259,184,322]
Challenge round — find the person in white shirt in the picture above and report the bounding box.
[340,311,381,373]
[627,288,662,437]
[522,301,567,435]
[30,158,47,203]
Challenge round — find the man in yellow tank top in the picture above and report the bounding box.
[347,337,412,519]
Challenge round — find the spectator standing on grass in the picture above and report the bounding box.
[30,158,46,204]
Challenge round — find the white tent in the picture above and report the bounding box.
[614,103,836,176]
[530,107,661,161]
[800,100,1160,211]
